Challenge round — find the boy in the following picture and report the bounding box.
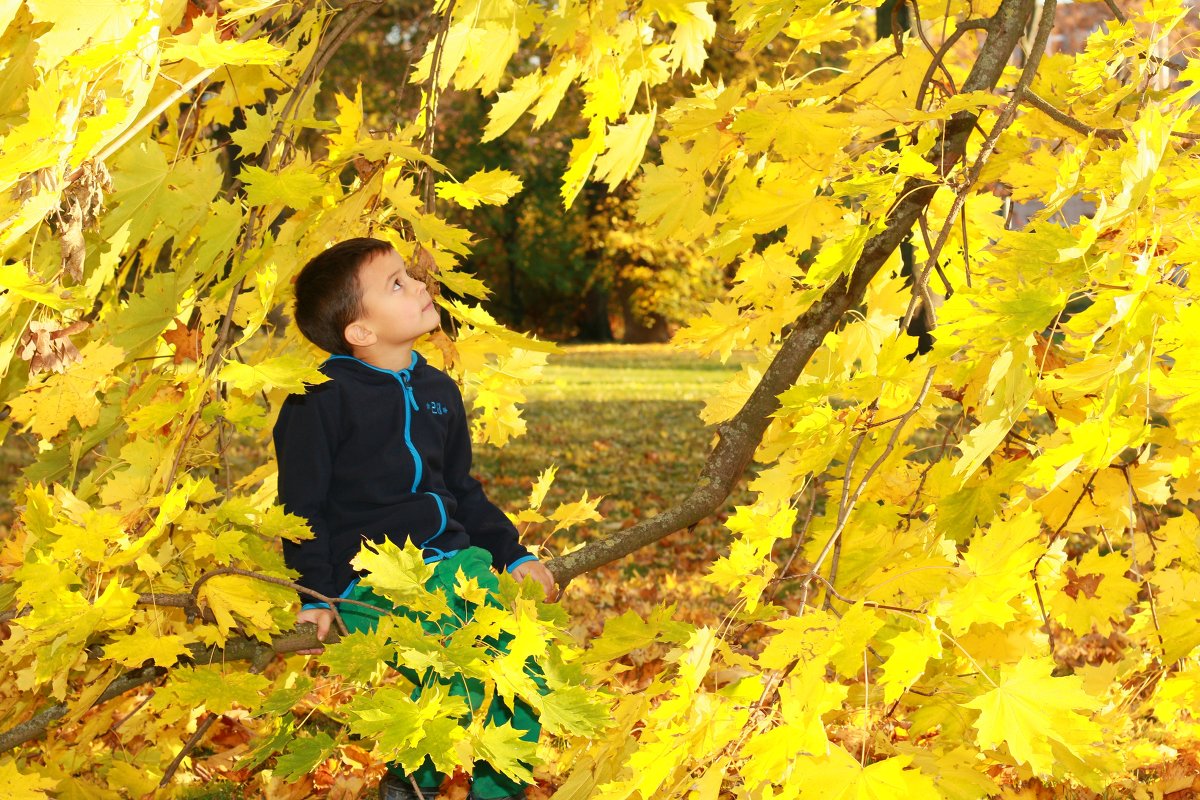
[273,237,557,800]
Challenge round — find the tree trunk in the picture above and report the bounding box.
[575,282,614,341]
[616,277,671,343]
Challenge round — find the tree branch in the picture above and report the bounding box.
[160,713,220,788]
[421,0,459,213]
[0,665,165,754]
[802,367,936,609]
[1023,90,1200,141]
[546,0,1037,585]
[902,0,1050,332]
[1022,90,1123,139]
[0,623,338,756]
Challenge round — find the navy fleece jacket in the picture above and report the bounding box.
[273,352,535,600]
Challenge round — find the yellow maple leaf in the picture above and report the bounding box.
[453,568,488,607]
[965,655,1103,777]
[528,464,557,512]
[673,299,745,362]
[561,118,607,207]
[938,509,1046,634]
[219,353,326,394]
[104,627,195,668]
[0,758,60,799]
[0,263,71,309]
[352,539,449,618]
[795,749,939,799]
[163,27,289,69]
[24,0,133,69]
[741,659,848,791]
[7,341,124,439]
[240,164,327,209]
[952,347,1036,481]
[878,625,943,704]
[593,108,657,189]
[1049,550,1142,636]
[548,490,603,533]
[649,0,715,75]
[482,73,543,142]
[197,575,279,634]
[435,168,524,209]
[453,22,521,95]
[327,84,364,161]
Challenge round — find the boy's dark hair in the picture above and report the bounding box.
[293,237,395,355]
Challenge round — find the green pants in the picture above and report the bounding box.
[339,547,542,800]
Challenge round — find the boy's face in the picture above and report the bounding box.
[346,248,440,353]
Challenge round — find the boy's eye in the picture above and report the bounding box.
[393,279,403,290]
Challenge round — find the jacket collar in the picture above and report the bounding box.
[322,351,424,383]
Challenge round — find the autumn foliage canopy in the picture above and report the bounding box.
[2,0,1200,797]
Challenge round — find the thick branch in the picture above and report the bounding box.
[547,0,1036,585]
[0,624,333,755]
[0,665,165,754]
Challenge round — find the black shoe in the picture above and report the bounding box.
[379,771,440,800]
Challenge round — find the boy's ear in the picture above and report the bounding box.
[344,320,375,348]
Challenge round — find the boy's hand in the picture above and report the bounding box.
[296,607,335,654]
[511,560,558,601]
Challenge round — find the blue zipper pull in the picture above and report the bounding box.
[399,371,419,411]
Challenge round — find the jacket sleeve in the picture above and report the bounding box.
[443,389,534,572]
[273,384,341,602]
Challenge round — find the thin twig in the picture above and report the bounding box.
[1029,468,1101,654]
[421,0,459,213]
[959,200,971,286]
[902,0,1056,333]
[911,9,982,111]
[188,566,351,636]
[1052,469,1101,542]
[1022,90,1123,139]
[803,368,937,605]
[108,692,154,737]
[805,572,922,615]
[903,413,963,531]
[916,214,954,297]
[804,412,872,610]
[764,485,819,606]
[1031,574,1056,655]
[1023,90,1200,141]
[160,713,220,787]
[823,533,843,612]
[1120,464,1166,658]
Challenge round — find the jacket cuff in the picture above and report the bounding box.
[506,554,539,573]
[301,601,331,610]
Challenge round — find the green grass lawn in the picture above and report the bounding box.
[521,343,750,402]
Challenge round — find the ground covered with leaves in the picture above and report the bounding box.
[477,344,755,586]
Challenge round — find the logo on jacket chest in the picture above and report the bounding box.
[425,400,448,415]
